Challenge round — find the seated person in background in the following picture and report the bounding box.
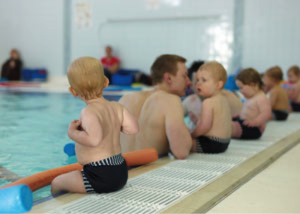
[119,54,192,159]
[183,67,203,132]
[232,68,271,140]
[191,61,232,154]
[262,66,289,120]
[286,65,300,112]
[51,57,138,194]
[1,49,23,81]
[100,45,120,82]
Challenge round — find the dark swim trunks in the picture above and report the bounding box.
[81,153,128,193]
[232,118,262,140]
[291,102,300,112]
[196,136,230,153]
[272,110,289,121]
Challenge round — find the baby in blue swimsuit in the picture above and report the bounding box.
[51,57,138,194]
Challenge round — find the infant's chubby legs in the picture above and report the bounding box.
[231,121,242,138]
[51,170,86,195]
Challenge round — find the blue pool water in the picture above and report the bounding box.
[0,92,121,201]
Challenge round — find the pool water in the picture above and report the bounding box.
[0,92,121,201]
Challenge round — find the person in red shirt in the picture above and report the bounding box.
[100,46,120,82]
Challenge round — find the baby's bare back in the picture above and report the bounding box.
[272,85,289,110]
[205,94,232,138]
[76,99,123,165]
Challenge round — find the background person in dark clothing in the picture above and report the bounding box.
[1,49,23,81]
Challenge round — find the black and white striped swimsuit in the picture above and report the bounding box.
[81,153,128,193]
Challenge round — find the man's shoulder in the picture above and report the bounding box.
[121,91,150,101]
[151,91,181,103]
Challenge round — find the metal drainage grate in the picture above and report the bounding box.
[49,118,300,214]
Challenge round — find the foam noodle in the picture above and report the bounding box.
[0,185,33,213]
[1,148,158,192]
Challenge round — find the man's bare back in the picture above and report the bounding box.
[119,91,153,152]
[120,90,192,158]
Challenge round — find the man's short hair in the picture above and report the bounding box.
[151,54,186,85]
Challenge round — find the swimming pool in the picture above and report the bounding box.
[0,92,121,201]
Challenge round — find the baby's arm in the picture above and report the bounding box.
[68,109,103,147]
[244,96,271,127]
[288,84,299,101]
[191,99,213,137]
[121,107,139,135]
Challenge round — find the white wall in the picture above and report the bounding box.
[1,0,299,79]
[71,0,235,74]
[0,0,64,77]
[242,0,300,75]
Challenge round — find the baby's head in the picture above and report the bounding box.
[196,61,227,98]
[236,68,263,98]
[287,65,300,84]
[67,57,108,100]
[262,66,283,91]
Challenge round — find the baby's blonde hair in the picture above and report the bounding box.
[198,61,227,88]
[67,57,105,100]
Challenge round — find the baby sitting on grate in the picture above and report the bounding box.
[191,61,232,154]
[51,57,138,194]
[232,68,271,140]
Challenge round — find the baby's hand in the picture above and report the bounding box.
[69,120,82,131]
[188,112,198,125]
[243,120,256,127]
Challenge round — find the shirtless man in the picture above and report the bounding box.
[119,54,192,159]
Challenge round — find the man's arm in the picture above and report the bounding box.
[121,107,139,135]
[165,96,192,159]
[68,109,103,147]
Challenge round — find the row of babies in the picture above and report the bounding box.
[51,55,300,195]
[183,64,300,154]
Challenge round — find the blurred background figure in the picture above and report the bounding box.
[100,45,120,82]
[1,49,23,81]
